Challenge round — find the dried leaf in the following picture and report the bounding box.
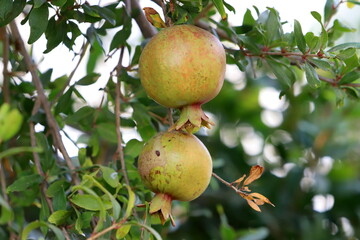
[243,165,264,186]
[250,192,275,207]
[143,7,166,28]
[254,199,265,205]
[246,200,261,212]
[231,174,246,188]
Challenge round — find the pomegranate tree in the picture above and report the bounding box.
[139,24,226,132]
[138,130,212,224]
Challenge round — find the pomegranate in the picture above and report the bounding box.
[138,130,212,225]
[139,24,226,132]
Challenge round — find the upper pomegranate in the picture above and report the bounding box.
[139,24,226,132]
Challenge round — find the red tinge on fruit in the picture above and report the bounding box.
[139,24,226,132]
[138,131,213,225]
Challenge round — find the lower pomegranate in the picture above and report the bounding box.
[138,130,212,225]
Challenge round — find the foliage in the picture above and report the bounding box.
[0,0,360,239]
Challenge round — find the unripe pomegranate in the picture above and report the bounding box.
[138,130,212,225]
[139,24,226,132]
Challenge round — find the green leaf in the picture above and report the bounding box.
[211,0,227,19]
[138,125,157,142]
[342,86,360,99]
[44,17,67,53]
[100,166,119,188]
[34,0,46,8]
[36,132,55,172]
[125,139,144,158]
[311,11,328,49]
[308,59,332,72]
[238,35,261,54]
[48,210,71,226]
[243,9,255,26]
[116,224,131,239]
[0,146,42,160]
[339,71,360,84]
[223,0,235,14]
[75,211,94,234]
[39,195,50,229]
[0,0,13,20]
[46,180,69,197]
[311,11,322,23]
[90,5,116,26]
[0,195,13,224]
[294,20,307,54]
[305,32,321,52]
[76,73,101,86]
[65,106,94,126]
[343,53,360,74]
[28,4,49,44]
[51,0,67,7]
[7,174,43,193]
[87,39,103,74]
[0,0,26,27]
[266,57,295,87]
[21,221,65,240]
[304,61,321,88]
[55,87,73,115]
[328,42,360,52]
[265,8,282,42]
[124,185,135,218]
[336,48,356,60]
[53,186,67,211]
[131,45,142,66]
[324,0,334,24]
[109,19,132,51]
[95,122,118,144]
[70,194,111,211]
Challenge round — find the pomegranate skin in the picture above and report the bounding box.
[138,131,212,202]
[139,24,226,108]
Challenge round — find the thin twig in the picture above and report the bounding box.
[212,172,248,195]
[114,47,130,186]
[29,99,45,178]
[0,161,8,202]
[87,219,127,240]
[52,41,89,105]
[9,21,80,185]
[148,111,169,125]
[0,27,11,103]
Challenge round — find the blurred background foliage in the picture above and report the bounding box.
[1,0,360,239]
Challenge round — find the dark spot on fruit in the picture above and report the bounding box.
[155,150,160,156]
[155,170,161,174]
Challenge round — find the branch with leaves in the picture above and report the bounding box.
[213,165,275,212]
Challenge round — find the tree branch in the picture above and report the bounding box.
[0,27,11,103]
[29,99,45,178]
[0,161,9,202]
[9,21,80,185]
[29,103,73,237]
[114,47,130,186]
[129,0,157,38]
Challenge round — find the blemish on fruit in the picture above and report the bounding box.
[155,150,160,156]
